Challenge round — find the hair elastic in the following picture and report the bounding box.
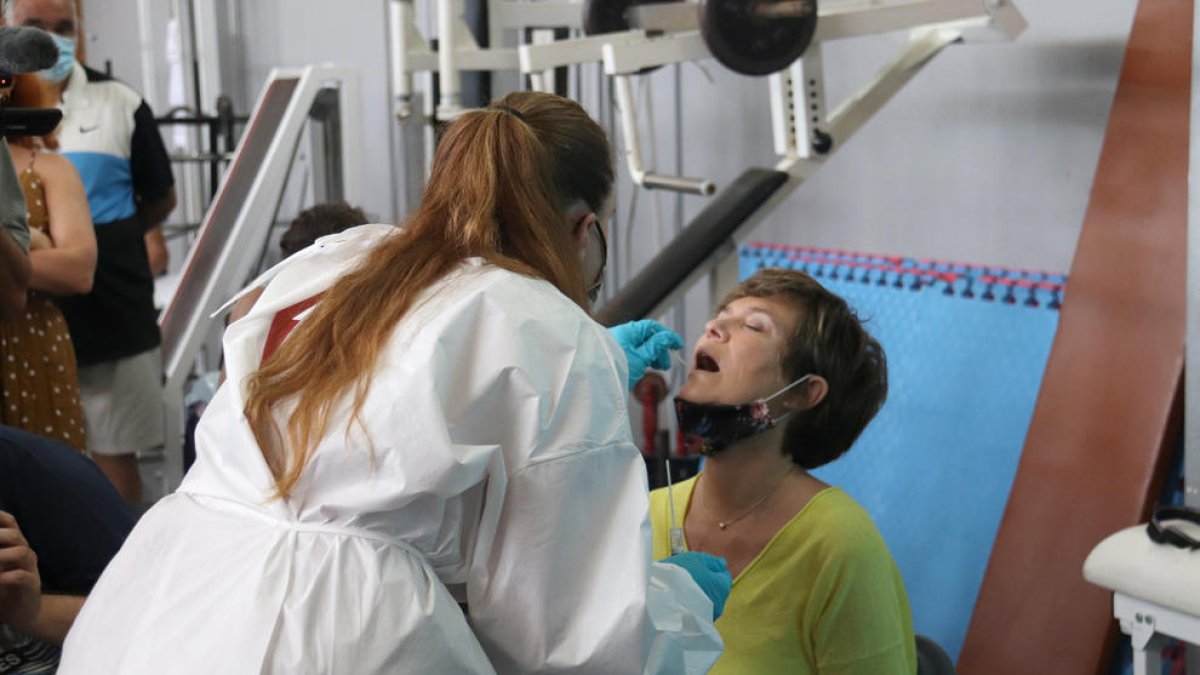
[490,105,527,122]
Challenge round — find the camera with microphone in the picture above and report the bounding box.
[0,25,65,137]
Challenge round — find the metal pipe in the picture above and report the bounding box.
[389,0,415,121]
[185,0,203,115]
[437,0,463,117]
[643,173,715,196]
[613,74,646,181]
[613,74,715,196]
[136,0,161,107]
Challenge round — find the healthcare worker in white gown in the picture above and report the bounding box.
[58,91,729,674]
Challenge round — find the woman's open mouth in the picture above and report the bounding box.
[695,351,720,373]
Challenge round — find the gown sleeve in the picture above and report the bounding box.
[467,447,723,674]
[441,276,722,674]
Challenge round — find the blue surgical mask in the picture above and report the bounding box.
[39,33,76,84]
[674,375,813,456]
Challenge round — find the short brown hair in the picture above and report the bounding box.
[279,201,369,258]
[720,268,887,469]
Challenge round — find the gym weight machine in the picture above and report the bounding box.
[389,0,1025,199]
[386,0,1026,326]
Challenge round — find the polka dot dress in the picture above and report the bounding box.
[0,156,87,451]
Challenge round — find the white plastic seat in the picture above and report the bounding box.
[1083,519,1200,675]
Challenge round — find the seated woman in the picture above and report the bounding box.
[0,425,135,671]
[650,268,915,674]
[0,74,96,451]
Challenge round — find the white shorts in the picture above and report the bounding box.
[78,347,165,456]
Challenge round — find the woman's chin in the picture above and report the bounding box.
[677,378,717,403]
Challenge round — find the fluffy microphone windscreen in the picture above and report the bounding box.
[0,27,59,74]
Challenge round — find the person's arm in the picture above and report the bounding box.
[22,592,85,645]
[0,430,136,644]
[143,222,169,277]
[28,152,96,296]
[220,286,265,384]
[140,189,175,276]
[129,99,176,277]
[0,510,41,636]
[139,187,176,229]
[228,286,264,326]
[0,227,29,319]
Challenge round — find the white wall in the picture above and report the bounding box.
[85,0,397,226]
[616,0,1136,284]
[234,0,398,223]
[79,1,140,84]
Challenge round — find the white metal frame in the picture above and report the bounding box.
[628,31,967,320]
[1112,594,1200,675]
[610,74,715,195]
[702,29,967,304]
[190,0,226,114]
[769,44,828,161]
[390,0,1024,196]
[390,0,580,119]
[524,0,1023,195]
[386,0,1024,307]
[158,65,364,489]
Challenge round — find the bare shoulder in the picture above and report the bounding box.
[5,142,32,165]
[229,287,265,325]
[33,151,83,182]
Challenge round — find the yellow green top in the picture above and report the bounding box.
[650,476,916,674]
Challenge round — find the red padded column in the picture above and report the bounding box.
[958,1,1191,672]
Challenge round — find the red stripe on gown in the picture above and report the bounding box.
[261,294,324,362]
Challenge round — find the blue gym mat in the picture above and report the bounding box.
[740,243,1065,662]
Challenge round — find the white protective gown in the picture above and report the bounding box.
[59,225,722,674]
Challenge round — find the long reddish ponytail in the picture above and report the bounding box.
[243,91,613,498]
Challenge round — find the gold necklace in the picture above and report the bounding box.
[699,467,795,530]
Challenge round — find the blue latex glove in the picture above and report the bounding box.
[608,320,684,390]
[663,551,732,621]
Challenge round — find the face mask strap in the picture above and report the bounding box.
[583,215,607,300]
[765,373,813,402]
[758,374,814,424]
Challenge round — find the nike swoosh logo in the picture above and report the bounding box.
[78,125,99,133]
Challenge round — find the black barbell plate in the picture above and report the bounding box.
[582,0,677,74]
[583,0,662,35]
[583,0,631,35]
[699,0,819,76]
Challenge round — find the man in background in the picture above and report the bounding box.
[7,0,177,505]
